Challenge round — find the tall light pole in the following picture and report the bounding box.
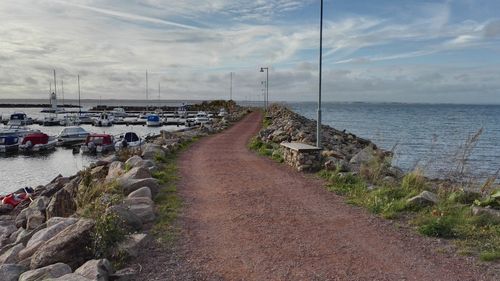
[260,67,269,110]
[230,72,233,100]
[316,0,324,148]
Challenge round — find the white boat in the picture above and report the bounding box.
[93,112,113,127]
[59,115,80,126]
[115,132,144,150]
[7,112,31,126]
[146,113,161,127]
[194,111,211,125]
[19,132,57,152]
[42,114,60,126]
[218,108,227,117]
[57,126,89,147]
[111,108,128,118]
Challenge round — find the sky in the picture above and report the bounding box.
[1,0,500,103]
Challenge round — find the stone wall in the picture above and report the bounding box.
[282,146,321,172]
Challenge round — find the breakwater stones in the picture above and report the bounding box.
[0,106,249,280]
[257,105,395,175]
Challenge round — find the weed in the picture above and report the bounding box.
[401,169,426,191]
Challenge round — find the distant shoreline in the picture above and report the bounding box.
[0,104,80,108]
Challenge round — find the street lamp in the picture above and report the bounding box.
[316,0,323,148]
[260,67,269,110]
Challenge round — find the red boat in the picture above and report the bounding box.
[19,132,57,152]
[1,188,34,207]
[80,133,115,154]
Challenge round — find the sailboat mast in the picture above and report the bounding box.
[61,80,65,107]
[146,70,149,111]
[78,75,81,115]
[158,82,161,110]
[53,70,57,96]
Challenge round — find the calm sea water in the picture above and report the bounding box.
[289,102,500,179]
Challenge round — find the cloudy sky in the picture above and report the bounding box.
[1,0,500,103]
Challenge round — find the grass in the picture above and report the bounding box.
[248,136,284,163]
[317,167,500,261]
[150,138,198,244]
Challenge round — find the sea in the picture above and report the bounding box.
[1,99,499,194]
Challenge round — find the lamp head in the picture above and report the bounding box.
[260,68,264,72]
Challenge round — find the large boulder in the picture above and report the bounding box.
[19,263,72,281]
[90,165,108,180]
[106,205,142,232]
[74,259,114,281]
[349,146,376,165]
[0,243,24,264]
[119,166,151,181]
[30,219,95,270]
[113,233,150,259]
[106,161,125,181]
[119,178,160,197]
[18,218,77,261]
[0,218,16,246]
[0,263,27,281]
[16,196,50,230]
[46,187,77,219]
[141,143,165,160]
[124,155,143,168]
[407,191,439,207]
[127,186,152,200]
[122,197,155,224]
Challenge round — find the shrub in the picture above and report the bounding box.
[401,169,426,191]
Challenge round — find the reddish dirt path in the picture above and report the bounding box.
[137,111,497,280]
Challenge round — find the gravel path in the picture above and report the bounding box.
[134,111,498,281]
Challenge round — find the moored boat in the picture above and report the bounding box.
[81,133,115,154]
[0,135,19,153]
[115,132,144,150]
[93,112,113,127]
[57,126,90,147]
[146,113,161,127]
[7,112,32,126]
[19,133,57,152]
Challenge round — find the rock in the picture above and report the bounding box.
[0,219,16,245]
[471,206,500,219]
[122,197,155,223]
[75,259,114,281]
[119,166,151,181]
[90,165,109,180]
[127,186,152,199]
[19,263,72,281]
[0,243,24,264]
[106,205,142,232]
[18,218,77,261]
[141,143,165,160]
[387,166,405,179]
[113,233,150,259]
[110,267,137,281]
[46,187,77,219]
[0,204,13,215]
[124,155,143,168]
[30,219,95,270]
[16,196,50,230]
[407,191,439,207]
[119,178,160,198]
[0,263,27,281]
[46,273,92,280]
[100,154,119,164]
[324,157,350,172]
[106,161,125,181]
[349,146,375,165]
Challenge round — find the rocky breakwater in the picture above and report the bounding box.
[0,107,250,281]
[256,105,403,179]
